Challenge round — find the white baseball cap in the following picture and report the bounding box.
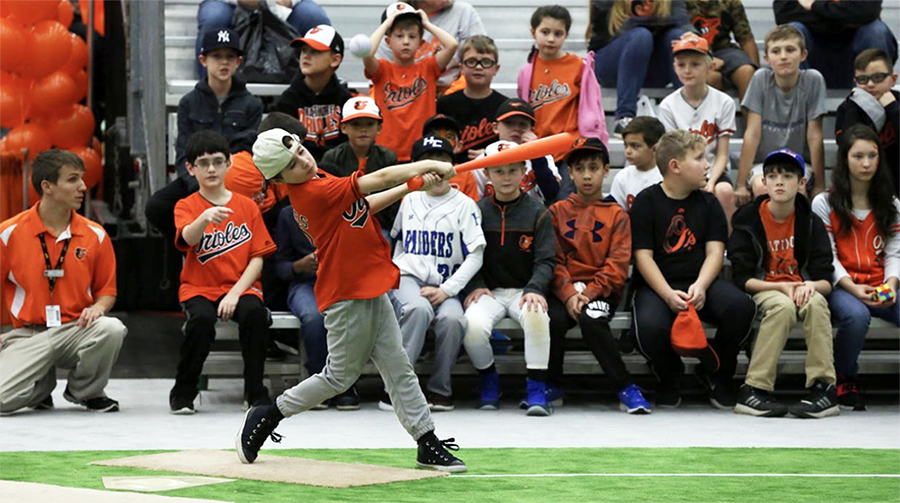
[341,96,382,123]
[290,25,344,55]
[383,2,418,23]
[477,140,529,170]
[252,128,302,180]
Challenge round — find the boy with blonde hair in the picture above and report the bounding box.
[630,130,755,409]
[735,25,827,205]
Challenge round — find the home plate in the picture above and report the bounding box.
[90,450,448,488]
[0,480,231,503]
[102,476,234,492]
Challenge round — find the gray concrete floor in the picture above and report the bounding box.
[1,379,898,452]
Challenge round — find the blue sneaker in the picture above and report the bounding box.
[546,384,564,408]
[525,379,552,416]
[477,369,500,410]
[490,329,512,355]
[618,383,651,414]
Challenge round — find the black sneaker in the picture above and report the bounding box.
[837,377,866,411]
[427,392,455,412]
[416,433,467,473]
[656,387,682,409]
[33,394,54,410]
[235,404,283,464]
[170,394,196,415]
[266,342,287,362]
[64,388,119,412]
[789,380,840,419]
[377,392,393,411]
[335,386,361,411]
[708,375,737,410]
[734,384,787,417]
[612,117,633,139]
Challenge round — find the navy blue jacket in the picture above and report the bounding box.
[273,205,317,288]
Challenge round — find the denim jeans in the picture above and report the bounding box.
[593,26,687,119]
[788,20,898,89]
[195,0,331,78]
[286,281,328,375]
[829,287,900,377]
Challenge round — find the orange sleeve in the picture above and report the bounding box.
[459,172,480,202]
[549,203,575,302]
[91,227,118,298]
[366,58,389,82]
[173,197,198,252]
[443,74,467,97]
[248,202,277,259]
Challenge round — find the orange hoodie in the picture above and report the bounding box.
[549,193,631,303]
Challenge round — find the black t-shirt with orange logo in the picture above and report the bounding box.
[630,184,728,286]
[437,90,507,163]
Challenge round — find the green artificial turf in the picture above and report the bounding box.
[1,448,898,503]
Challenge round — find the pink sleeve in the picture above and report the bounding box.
[577,52,609,146]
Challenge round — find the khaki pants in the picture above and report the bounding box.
[0,318,127,413]
[745,290,835,391]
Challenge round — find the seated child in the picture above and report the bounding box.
[548,138,652,414]
[462,141,556,416]
[363,2,458,161]
[472,98,561,204]
[609,117,666,212]
[170,131,277,415]
[385,135,486,412]
[631,130,756,410]
[729,149,837,419]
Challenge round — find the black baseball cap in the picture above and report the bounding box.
[411,135,455,161]
[422,114,461,136]
[290,25,344,56]
[200,28,243,56]
[564,137,610,165]
[495,98,535,123]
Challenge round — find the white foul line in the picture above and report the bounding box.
[453,473,900,479]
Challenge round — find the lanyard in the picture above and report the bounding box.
[39,233,70,297]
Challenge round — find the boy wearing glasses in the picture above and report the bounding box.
[169,131,278,415]
[437,35,507,162]
[835,49,898,196]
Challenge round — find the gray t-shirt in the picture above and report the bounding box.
[376,1,485,88]
[741,68,827,163]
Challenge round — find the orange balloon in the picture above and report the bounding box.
[4,0,56,26]
[32,70,76,111]
[0,17,26,73]
[47,103,94,149]
[0,123,51,156]
[71,68,87,102]
[24,20,72,79]
[71,146,102,189]
[62,33,87,75]
[0,82,32,128]
[91,136,101,152]
[57,0,73,28]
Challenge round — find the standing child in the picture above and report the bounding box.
[275,25,353,162]
[170,131,277,415]
[728,149,840,418]
[321,97,399,231]
[518,5,608,144]
[729,149,836,418]
[386,135,486,412]
[834,49,899,197]
[659,33,736,230]
[462,141,556,416]
[437,35,508,162]
[609,117,666,212]
[236,128,466,472]
[687,0,759,100]
[473,99,562,204]
[735,25,827,205]
[812,125,900,411]
[631,130,756,409]
[364,2,459,162]
[548,138,652,414]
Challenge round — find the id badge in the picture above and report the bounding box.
[44,269,65,278]
[45,305,62,328]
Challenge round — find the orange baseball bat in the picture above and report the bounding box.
[406,132,582,191]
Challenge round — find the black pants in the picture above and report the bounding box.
[548,295,631,391]
[632,279,755,393]
[145,176,197,242]
[173,294,271,400]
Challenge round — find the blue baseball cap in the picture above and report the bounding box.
[763,148,805,177]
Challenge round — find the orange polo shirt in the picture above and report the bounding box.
[0,202,117,328]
